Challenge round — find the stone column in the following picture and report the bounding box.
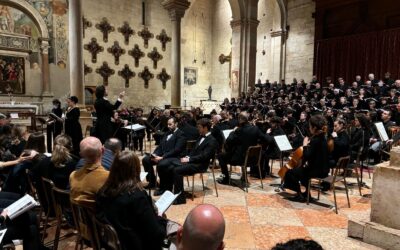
[245,19,259,91]
[162,0,190,108]
[270,30,288,82]
[69,0,84,102]
[40,39,51,96]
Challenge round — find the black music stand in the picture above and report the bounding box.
[124,124,146,155]
[270,135,293,190]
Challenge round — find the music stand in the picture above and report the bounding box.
[124,124,146,155]
[270,135,293,189]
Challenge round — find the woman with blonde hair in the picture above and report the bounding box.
[96,151,167,250]
[32,134,77,189]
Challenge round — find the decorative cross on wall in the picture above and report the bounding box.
[84,63,93,75]
[96,62,115,86]
[84,38,104,63]
[156,29,171,51]
[128,44,145,67]
[118,22,135,45]
[138,27,154,48]
[83,16,92,38]
[107,41,126,65]
[118,64,136,88]
[138,66,154,89]
[147,47,163,69]
[157,68,171,89]
[95,18,115,42]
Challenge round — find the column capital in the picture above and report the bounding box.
[230,19,260,28]
[162,0,190,21]
[39,39,50,54]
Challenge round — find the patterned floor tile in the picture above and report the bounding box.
[246,193,292,208]
[248,207,303,226]
[252,225,310,249]
[224,223,256,248]
[296,209,348,228]
[219,206,250,224]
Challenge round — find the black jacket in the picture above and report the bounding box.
[225,123,272,165]
[96,190,167,250]
[332,130,350,162]
[303,133,329,178]
[188,134,218,170]
[94,98,122,143]
[153,129,186,158]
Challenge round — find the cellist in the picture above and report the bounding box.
[283,114,330,202]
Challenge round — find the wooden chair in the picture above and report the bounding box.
[41,177,56,243]
[70,201,97,250]
[229,145,263,192]
[52,187,76,250]
[184,140,198,186]
[307,156,351,214]
[91,216,122,250]
[184,154,219,200]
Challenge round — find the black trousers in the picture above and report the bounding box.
[283,167,310,194]
[161,159,204,194]
[217,152,244,178]
[142,156,175,187]
[46,123,62,153]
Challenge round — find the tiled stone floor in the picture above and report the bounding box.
[44,148,381,250]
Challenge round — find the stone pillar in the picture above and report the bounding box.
[162,0,190,108]
[69,0,84,102]
[270,30,288,82]
[230,0,259,96]
[40,39,51,96]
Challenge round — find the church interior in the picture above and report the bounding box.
[0,0,400,249]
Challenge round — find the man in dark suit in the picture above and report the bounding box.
[217,112,272,185]
[142,117,186,193]
[94,85,124,143]
[162,118,218,205]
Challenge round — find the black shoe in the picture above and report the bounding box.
[173,195,186,205]
[153,189,165,196]
[288,193,306,202]
[217,177,230,185]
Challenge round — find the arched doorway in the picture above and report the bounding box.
[0,0,51,96]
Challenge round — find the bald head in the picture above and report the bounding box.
[80,137,103,164]
[178,204,225,250]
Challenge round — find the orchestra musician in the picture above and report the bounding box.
[46,99,63,153]
[64,96,83,156]
[111,110,129,150]
[283,115,330,202]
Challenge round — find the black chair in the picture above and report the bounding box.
[307,156,351,214]
[229,145,264,192]
[52,187,76,250]
[91,216,122,250]
[70,201,97,250]
[41,177,56,243]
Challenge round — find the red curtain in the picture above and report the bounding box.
[314,28,400,83]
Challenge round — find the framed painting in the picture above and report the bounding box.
[0,55,25,95]
[184,67,197,85]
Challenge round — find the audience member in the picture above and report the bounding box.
[70,137,108,210]
[176,204,225,250]
[96,151,167,250]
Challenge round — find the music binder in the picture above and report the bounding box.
[123,124,146,131]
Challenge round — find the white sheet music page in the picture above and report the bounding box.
[124,124,146,131]
[274,135,293,151]
[155,191,180,216]
[6,194,37,220]
[375,122,389,142]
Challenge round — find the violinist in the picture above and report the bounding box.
[111,110,128,150]
[283,115,330,202]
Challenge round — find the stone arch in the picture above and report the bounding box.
[275,0,287,31]
[228,0,244,21]
[0,0,49,39]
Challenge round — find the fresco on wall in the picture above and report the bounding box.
[0,5,39,37]
[0,55,25,95]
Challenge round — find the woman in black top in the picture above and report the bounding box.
[64,96,83,156]
[96,151,167,250]
[284,115,329,201]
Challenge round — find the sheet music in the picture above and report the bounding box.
[155,191,180,216]
[0,229,6,244]
[123,124,146,131]
[6,194,37,220]
[223,129,234,139]
[274,135,293,151]
[140,172,148,182]
[10,113,18,119]
[375,122,389,142]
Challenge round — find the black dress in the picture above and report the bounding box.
[94,98,122,143]
[96,189,167,250]
[64,107,83,156]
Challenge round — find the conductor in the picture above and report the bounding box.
[94,85,125,143]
